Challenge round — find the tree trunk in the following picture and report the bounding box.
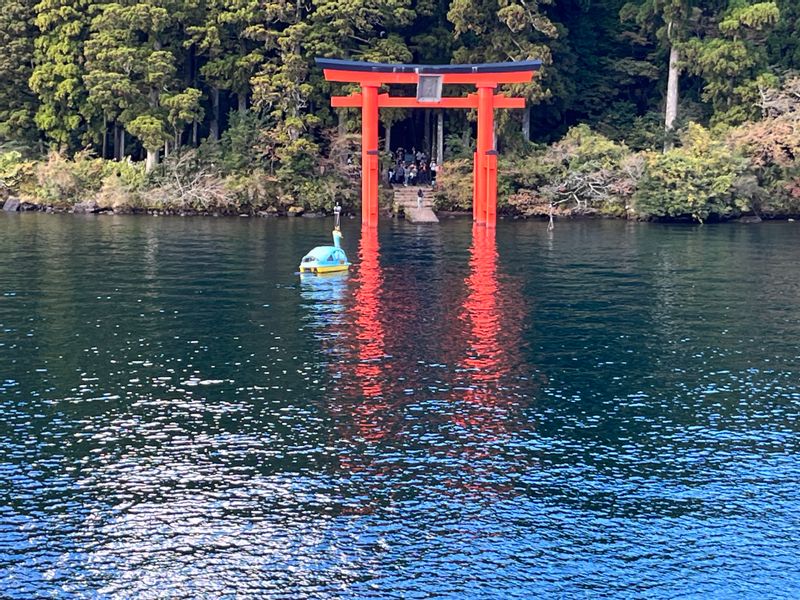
[664,35,680,151]
[121,129,125,159]
[437,111,444,164]
[102,115,107,159]
[384,122,391,153]
[146,148,158,172]
[147,37,163,167]
[522,107,531,142]
[189,44,199,148]
[164,141,169,159]
[188,42,197,93]
[238,91,247,115]
[210,87,220,140]
[113,122,120,160]
[338,109,346,136]
[423,110,431,157]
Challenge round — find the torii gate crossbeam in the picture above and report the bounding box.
[317,58,542,228]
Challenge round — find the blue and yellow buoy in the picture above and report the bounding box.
[298,205,350,274]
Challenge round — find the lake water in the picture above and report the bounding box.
[1,213,799,598]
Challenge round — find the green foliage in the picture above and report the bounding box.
[767,1,800,70]
[614,110,666,151]
[444,132,473,159]
[275,138,320,181]
[83,1,183,157]
[127,115,168,152]
[32,150,106,205]
[163,89,204,140]
[447,0,556,109]
[292,176,353,213]
[634,123,751,221]
[0,0,799,220]
[94,159,148,208]
[719,1,780,34]
[0,0,38,143]
[433,158,472,210]
[0,150,35,196]
[505,125,638,217]
[186,0,263,101]
[438,126,640,217]
[29,0,92,146]
[219,111,269,172]
[553,124,630,168]
[681,2,780,125]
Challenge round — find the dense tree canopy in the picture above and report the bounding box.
[0,0,798,175]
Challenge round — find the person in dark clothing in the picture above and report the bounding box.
[419,162,429,185]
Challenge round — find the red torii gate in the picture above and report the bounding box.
[317,58,541,228]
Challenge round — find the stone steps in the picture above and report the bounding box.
[392,186,439,223]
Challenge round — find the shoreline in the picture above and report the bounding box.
[2,197,796,224]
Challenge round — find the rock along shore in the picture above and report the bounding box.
[1,196,337,219]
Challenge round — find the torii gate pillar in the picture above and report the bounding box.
[475,84,497,226]
[318,58,541,228]
[361,85,380,228]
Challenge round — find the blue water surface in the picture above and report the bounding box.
[0,213,799,598]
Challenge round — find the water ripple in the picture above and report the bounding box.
[1,214,799,598]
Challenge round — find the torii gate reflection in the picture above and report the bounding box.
[307,226,532,494]
[349,227,388,440]
[457,226,524,434]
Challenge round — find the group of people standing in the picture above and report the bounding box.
[388,147,438,187]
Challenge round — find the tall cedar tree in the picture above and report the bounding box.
[0,0,39,144]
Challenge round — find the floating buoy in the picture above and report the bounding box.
[298,204,351,274]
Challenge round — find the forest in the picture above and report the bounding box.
[0,0,799,221]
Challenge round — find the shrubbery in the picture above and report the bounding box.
[30,151,149,207]
[1,120,357,214]
[433,158,472,211]
[436,91,799,223]
[634,124,751,222]
[500,126,638,218]
[0,151,35,199]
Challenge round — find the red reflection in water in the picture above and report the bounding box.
[445,225,530,495]
[349,227,389,442]
[458,225,524,420]
[319,224,532,499]
[463,226,504,383]
[337,226,528,436]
